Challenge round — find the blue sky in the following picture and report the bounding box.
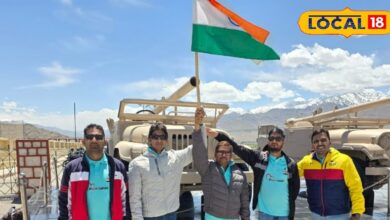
[1,0,390,132]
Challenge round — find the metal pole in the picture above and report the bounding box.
[8,145,14,193]
[19,173,29,220]
[74,102,77,141]
[195,52,201,106]
[43,162,48,206]
[388,168,390,216]
[53,157,59,189]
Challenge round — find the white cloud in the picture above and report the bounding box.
[281,43,374,69]
[227,107,247,115]
[280,44,390,94]
[0,101,35,114]
[244,81,295,102]
[294,97,306,102]
[119,77,295,103]
[201,81,252,102]
[120,77,190,99]
[22,62,81,88]
[252,71,289,82]
[0,101,117,132]
[250,102,288,114]
[1,101,17,113]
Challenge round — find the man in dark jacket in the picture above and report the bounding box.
[192,107,249,220]
[58,123,130,220]
[208,127,300,220]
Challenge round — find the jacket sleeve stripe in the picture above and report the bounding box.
[304,169,344,180]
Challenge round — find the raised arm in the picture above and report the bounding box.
[208,129,258,167]
[192,129,210,176]
[191,107,209,175]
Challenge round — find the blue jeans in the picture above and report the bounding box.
[311,212,349,220]
[258,211,288,220]
[144,212,177,220]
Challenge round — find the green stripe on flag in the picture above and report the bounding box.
[192,24,279,60]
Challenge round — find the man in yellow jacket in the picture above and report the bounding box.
[298,128,364,220]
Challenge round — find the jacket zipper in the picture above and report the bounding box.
[320,161,327,216]
[155,158,161,176]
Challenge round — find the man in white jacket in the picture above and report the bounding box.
[128,122,193,220]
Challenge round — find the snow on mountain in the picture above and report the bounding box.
[219,90,389,142]
[288,89,386,110]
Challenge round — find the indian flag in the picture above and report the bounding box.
[191,0,279,60]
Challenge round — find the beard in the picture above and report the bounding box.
[268,144,282,153]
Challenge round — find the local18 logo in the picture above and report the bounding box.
[298,8,390,37]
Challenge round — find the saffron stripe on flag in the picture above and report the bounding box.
[208,0,269,43]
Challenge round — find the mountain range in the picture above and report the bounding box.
[218,89,390,142]
[1,90,389,143]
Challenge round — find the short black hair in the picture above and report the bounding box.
[148,122,168,139]
[84,123,105,138]
[311,128,330,143]
[268,127,285,139]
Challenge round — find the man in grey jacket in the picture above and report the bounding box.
[192,107,250,220]
[128,122,193,220]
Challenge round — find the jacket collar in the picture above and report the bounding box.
[144,146,167,158]
[311,147,338,161]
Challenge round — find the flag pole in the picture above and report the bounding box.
[195,52,201,106]
[195,52,206,144]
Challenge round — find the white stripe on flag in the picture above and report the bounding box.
[193,0,241,31]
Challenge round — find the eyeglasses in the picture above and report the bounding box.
[150,134,168,140]
[268,136,283,142]
[85,134,104,140]
[313,138,328,144]
[216,151,232,155]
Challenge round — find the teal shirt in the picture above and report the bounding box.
[147,146,160,157]
[258,155,289,217]
[86,154,110,220]
[205,161,237,220]
[314,152,325,164]
[221,160,234,186]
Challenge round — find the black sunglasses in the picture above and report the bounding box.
[268,136,283,142]
[85,134,104,140]
[216,150,232,155]
[150,134,168,140]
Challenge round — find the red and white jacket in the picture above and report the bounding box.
[58,154,130,220]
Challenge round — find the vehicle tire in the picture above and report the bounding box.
[352,158,374,216]
[177,191,194,219]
